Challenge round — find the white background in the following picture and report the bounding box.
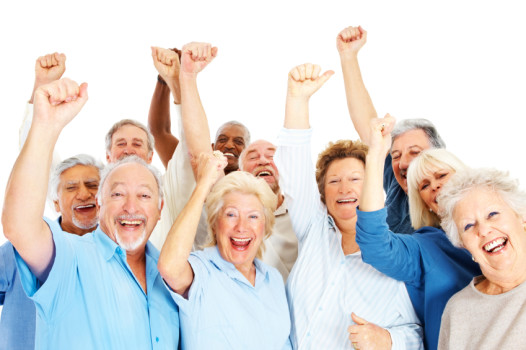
[1,0,526,248]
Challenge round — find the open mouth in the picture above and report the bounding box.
[483,237,508,253]
[256,170,272,178]
[117,215,145,229]
[230,237,252,251]
[74,204,96,213]
[223,152,236,158]
[337,198,357,204]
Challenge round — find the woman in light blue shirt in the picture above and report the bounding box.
[158,152,292,350]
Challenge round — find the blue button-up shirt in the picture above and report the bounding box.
[15,217,179,350]
[169,246,291,350]
[1,241,36,350]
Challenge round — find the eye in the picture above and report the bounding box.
[420,183,429,191]
[140,194,151,199]
[235,139,244,146]
[249,214,260,219]
[88,184,99,189]
[410,150,421,157]
[217,138,227,143]
[488,211,499,219]
[463,223,474,232]
[111,192,123,198]
[66,186,77,191]
[391,153,400,160]
[329,179,339,184]
[117,142,126,147]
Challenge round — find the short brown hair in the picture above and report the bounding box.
[315,140,368,204]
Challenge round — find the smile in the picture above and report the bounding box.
[256,171,272,177]
[483,237,508,253]
[337,198,357,204]
[223,152,236,158]
[230,237,252,250]
[74,204,96,212]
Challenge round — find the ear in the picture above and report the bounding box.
[106,152,111,163]
[53,200,61,213]
[211,143,215,150]
[147,151,154,164]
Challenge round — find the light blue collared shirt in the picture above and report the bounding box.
[169,246,292,350]
[15,217,179,350]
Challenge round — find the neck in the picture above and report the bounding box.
[334,216,360,255]
[479,264,526,295]
[126,249,148,293]
[60,220,97,236]
[236,262,256,286]
[277,193,284,209]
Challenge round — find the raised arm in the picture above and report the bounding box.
[148,47,182,168]
[179,42,218,177]
[284,63,334,129]
[3,79,88,281]
[158,151,227,295]
[29,53,66,104]
[337,26,378,146]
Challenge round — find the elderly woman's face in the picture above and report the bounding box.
[215,191,265,270]
[454,187,526,279]
[418,166,455,213]
[324,157,364,224]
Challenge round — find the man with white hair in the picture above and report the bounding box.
[1,154,102,350]
[2,78,179,349]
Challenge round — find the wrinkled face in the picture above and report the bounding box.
[418,166,455,213]
[213,125,247,173]
[324,157,365,225]
[215,192,265,271]
[391,129,431,192]
[54,165,100,235]
[241,140,280,194]
[455,188,526,281]
[107,124,152,164]
[99,163,161,254]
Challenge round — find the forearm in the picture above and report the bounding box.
[388,323,424,350]
[148,80,179,167]
[284,95,310,129]
[158,180,210,294]
[180,73,212,174]
[340,53,377,145]
[361,147,387,211]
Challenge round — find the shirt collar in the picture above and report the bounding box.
[203,246,270,286]
[275,198,288,217]
[93,228,123,261]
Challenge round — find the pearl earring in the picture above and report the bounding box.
[472,256,476,262]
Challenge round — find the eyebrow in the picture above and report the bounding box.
[109,182,155,192]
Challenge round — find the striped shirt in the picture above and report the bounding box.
[275,128,423,350]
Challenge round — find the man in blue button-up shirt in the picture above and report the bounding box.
[2,78,179,349]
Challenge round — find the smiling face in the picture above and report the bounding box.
[455,187,526,285]
[54,165,100,236]
[240,140,280,194]
[391,129,432,192]
[214,192,265,272]
[107,124,153,164]
[98,163,161,254]
[213,125,247,173]
[324,157,365,226]
[418,166,455,213]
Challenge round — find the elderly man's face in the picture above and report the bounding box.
[98,163,161,254]
[54,165,100,236]
[455,187,526,282]
[391,129,431,193]
[241,140,280,194]
[107,124,153,164]
[213,125,246,173]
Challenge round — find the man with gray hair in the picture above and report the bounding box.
[338,25,445,233]
[2,78,179,349]
[1,154,102,350]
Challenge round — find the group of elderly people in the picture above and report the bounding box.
[1,24,526,350]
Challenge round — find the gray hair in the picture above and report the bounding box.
[50,154,104,202]
[392,119,446,149]
[97,155,164,209]
[105,119,155,156]
[215,120,251,145]
[438,168,526,247]
[407,149,467,229]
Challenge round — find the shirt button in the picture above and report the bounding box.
[156,337,159,342]
[307,332,311,337]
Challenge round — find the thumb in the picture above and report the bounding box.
[211,47,218,58]
[351,312,368,325]
[317,70,334,88]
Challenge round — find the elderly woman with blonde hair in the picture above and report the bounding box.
[355,115,480,350]
[437,168,526,349]
[158,152,292,350]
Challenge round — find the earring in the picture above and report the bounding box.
[429,208,433,213]
[472,256,476,262]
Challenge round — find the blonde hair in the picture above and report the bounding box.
[407,149,466,229]
[205,171,277,259]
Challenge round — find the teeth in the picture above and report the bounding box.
[76,204,95,209]
[231,237,251,242]
[337,199,357,203]
[257,171,271,177]
[483,238,507,253]
[223,152,235,157]
[119,220,142,225]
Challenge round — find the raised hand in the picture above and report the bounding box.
[368,114,396,156]
[348,313,392,350]
[30,52,67,103]
[180,42,218,75]
[151,47,181,84]
[337,26,367,57]
[195,151,228,190]
[33,78,88,132]
[287,63,334,100]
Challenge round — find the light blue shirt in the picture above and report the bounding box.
[169,246,292,350]
[275,128,423,350]
[1,241,36,350]
[15,217,179,350]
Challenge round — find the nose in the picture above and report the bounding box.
[399,153,411,170]
[431,179,441,191]
[235,215,249,233]
[477,221,492,237]
[339,179,353,194]
[258,155,270,165]
[123,195,138,213]
[224,138,235,149]
[76,185,92,200]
